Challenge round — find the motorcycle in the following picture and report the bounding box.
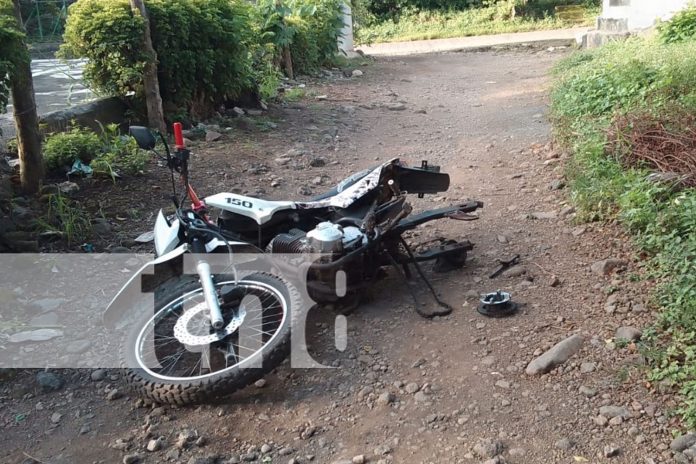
[104,123,483,405]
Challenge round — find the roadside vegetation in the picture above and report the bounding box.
[550,7,696,427]
[353,0,599,44]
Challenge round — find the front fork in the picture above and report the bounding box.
[192,238,225,330]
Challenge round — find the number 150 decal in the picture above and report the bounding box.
[227,197,253,209]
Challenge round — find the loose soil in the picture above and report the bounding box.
[1,46,681,464]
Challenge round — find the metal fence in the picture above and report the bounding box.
[20,0,75,42]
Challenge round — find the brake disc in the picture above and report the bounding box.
[173,302,246,346]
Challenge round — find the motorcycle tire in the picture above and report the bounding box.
[122,272,300,405]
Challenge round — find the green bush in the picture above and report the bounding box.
[551,36,696,428]
[659,6,696,43]
[43,124,148,176]
[61,0,254,118]
[43,127,102,171]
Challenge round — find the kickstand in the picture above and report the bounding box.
[384,238,453,319]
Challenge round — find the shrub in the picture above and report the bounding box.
[659,6,696,43]
[43,127,102,171]
[61,0,254,118]
[43,124,148,175]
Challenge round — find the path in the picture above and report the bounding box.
[357,27,589,56]
[1,46,676,464]
[0,59,91,141]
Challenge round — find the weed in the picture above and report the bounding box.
[283,88,306,102]
[39,194,92,244]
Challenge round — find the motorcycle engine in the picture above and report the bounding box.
[269,221,365,259]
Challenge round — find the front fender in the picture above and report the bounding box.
[102,244,188,328]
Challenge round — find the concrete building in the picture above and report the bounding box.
[581,0,692,47]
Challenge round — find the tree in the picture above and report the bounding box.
[7,0,43,195]
[129,0,166,134]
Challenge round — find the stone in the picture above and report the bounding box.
[495,380,510,389]
[352,455,365,464]
[529,211,557,220]
[10,329,63,343]
[386,103,406,111]
[591,258,627,276]
[147,438,163,452]
[29,312,59,327]
[376,391,394,406]
[555,438,574,451]
[579,386,597,397]
[232,107,245,116]
[206,131,223,142]
[373,444,391,456]
[580,362,596,374]
[615,326,641,342]
[36,371,64,391]
[414,391,429,403]
[405,382,420,394]
[57,181,80,195]
[92,218,112,236]
[473,439,503,459]
[29,298,66,313]
[260,444,272,454]
[254,379,267,388]
[351,69,364,77]
[603,445,620,458]
[599,405,630,419]
[526,334,584,375]
[91,369,107,381]
[106,388,123,401]
[50,412,62,424]
[123,454,141,464]
[671,434,696,452]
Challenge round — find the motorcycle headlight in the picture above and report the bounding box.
[154,209,180,256]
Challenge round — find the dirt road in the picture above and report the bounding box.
[2,46,678,464]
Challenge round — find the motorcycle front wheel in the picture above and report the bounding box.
[123,272,299,405]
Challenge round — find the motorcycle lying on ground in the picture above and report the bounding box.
[105,123,483,405]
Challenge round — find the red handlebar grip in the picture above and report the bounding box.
[173,122,185,149]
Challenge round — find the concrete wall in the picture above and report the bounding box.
[601,0,691,30]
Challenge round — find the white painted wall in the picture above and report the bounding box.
[601,0,691,30]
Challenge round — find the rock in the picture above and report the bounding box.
[495,380,510,389]
[279,447,294,456]
[376,391,394,405]
[405,382,420,394]
[525,334,584,375]
[352,455,365,464]
[590,258,627,276]
[106,388,123,401]
[502,265,526,278]
[29,312,59,327]
[615,326,641,342]
[147,438,164,452]
[599,405,630,419]
[509,447,526,457]
[580,362,596,374]
[579,385,597,397]
[241,452,258,462]
[473,439,503,459]
[373,444,391,456]
[92,218,112,236]
[414,391,429,403]
[255,379,267,388]
[206,131,223,142]
[351,69,364,77]
[91,369,107,381]
[10,329,63,343]
[671,434,696,452]
[232,107,245,117]
[529,211,557,220]
[297,186,312,196]
[123,454,141,464]
[29,298,66,313]
[260,444,271,454]
[548,179,565,190]
[555,438,574,451]
[50,412,62,424]
[57,181,80,194]
[309,157,326,167]
[36,371,64,391]
[603,445,620,458]
[386,103,406,111]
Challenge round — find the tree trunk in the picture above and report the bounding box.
[282,45,294,80]
[10,0,43,195]
[130,0,166,134]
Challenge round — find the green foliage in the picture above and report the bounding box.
[0,0,28,113]
[41,194,92,244]
[354,0,598,44]
[61,0,254,118]
[257,0,344,75]
[43,124,148,176]
[43,127,102,171]
[551,36,696,428]
[283,87,306,102]
[659,6,696,43]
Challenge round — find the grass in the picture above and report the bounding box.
[355,4,599,44]
[550,35,696,428]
